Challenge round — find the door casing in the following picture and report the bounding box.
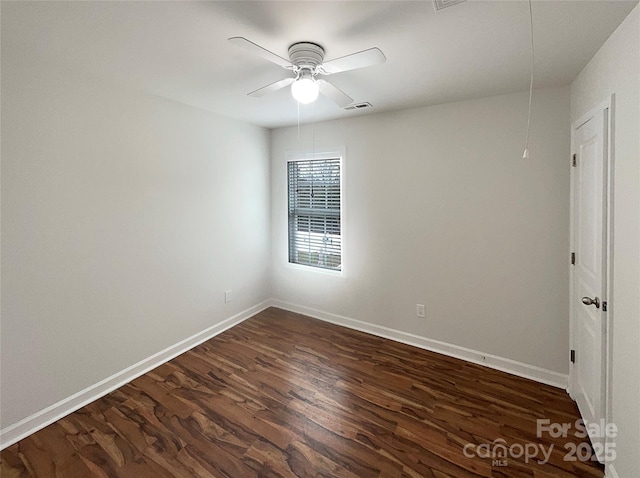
[568,94,614,465]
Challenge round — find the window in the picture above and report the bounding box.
[288,157,342,271]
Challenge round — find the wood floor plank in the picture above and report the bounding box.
[1,308,604,477]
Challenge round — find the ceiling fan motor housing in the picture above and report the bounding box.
[288,42,325,72]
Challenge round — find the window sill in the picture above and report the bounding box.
[285,261,345,277]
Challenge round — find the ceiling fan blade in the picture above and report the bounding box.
[248,77,294,97]
[228,37,291,68]
[318,80,353,107]
[321,48,386,75]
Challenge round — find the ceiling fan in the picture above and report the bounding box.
[228,37,386,107]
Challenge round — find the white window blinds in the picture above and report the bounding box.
[287,158,342,271]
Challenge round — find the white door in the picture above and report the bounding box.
[572,108,608,462]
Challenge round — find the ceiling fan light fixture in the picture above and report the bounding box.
[291,76,319,104]
[229,37,385,107]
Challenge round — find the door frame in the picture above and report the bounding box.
[568,94,615,464]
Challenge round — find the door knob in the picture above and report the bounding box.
[582,296,600,308]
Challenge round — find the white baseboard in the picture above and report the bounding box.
[270,299,569,390]
[0,300,270,450]
[0,299,570,450]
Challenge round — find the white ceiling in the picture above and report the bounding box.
[3,0,637,128]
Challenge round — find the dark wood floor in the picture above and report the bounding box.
[2,307,604,477]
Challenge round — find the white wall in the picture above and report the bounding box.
[571,5,640,477]
[0,60,271,428]
[271,87,571,375]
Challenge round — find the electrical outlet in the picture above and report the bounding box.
[225,290,232,303]
[416,304,426,318]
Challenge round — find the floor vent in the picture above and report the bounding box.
[344,102,372,111]
[433,0,466,11]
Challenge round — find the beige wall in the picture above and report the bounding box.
[571,5,640,477]
[0,61,271,428]
[271,86,571,375]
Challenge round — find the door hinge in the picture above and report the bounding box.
[570,349,576,363]
[602,301,607,312]
[572,154,577,167]
[571,252,575,265]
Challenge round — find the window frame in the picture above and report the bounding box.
[285,149,345,276]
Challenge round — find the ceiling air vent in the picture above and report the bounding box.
[344,102,373,111]
[433,0,466,11]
